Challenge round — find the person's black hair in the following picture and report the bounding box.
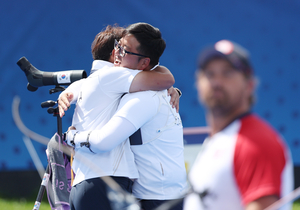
[91,24,125,61]
[125,22,166,67]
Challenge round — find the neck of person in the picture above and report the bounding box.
[206,105,250,136]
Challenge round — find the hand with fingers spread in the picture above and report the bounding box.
[167,87,181,113]
[58,92,74,118]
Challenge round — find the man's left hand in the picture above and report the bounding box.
[168,87,181,112]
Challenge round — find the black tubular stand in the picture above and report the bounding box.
[33,86,65,210]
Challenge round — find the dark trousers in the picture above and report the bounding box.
[140,199,183,210]
[69,176,133,210]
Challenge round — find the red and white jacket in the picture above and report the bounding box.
[184,113,293,210]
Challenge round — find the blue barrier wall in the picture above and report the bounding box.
[0,0,300,170]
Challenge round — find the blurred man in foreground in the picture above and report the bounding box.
[184,40,293,210]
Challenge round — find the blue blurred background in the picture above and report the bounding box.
[0,0,299,187]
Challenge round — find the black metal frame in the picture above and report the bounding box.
[33,85,65,210]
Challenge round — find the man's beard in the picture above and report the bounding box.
[203,89,234,117]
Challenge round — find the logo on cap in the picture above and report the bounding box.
[215,40,234,55]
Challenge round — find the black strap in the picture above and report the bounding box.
[80,131,95,153]
[70,131,78,147]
